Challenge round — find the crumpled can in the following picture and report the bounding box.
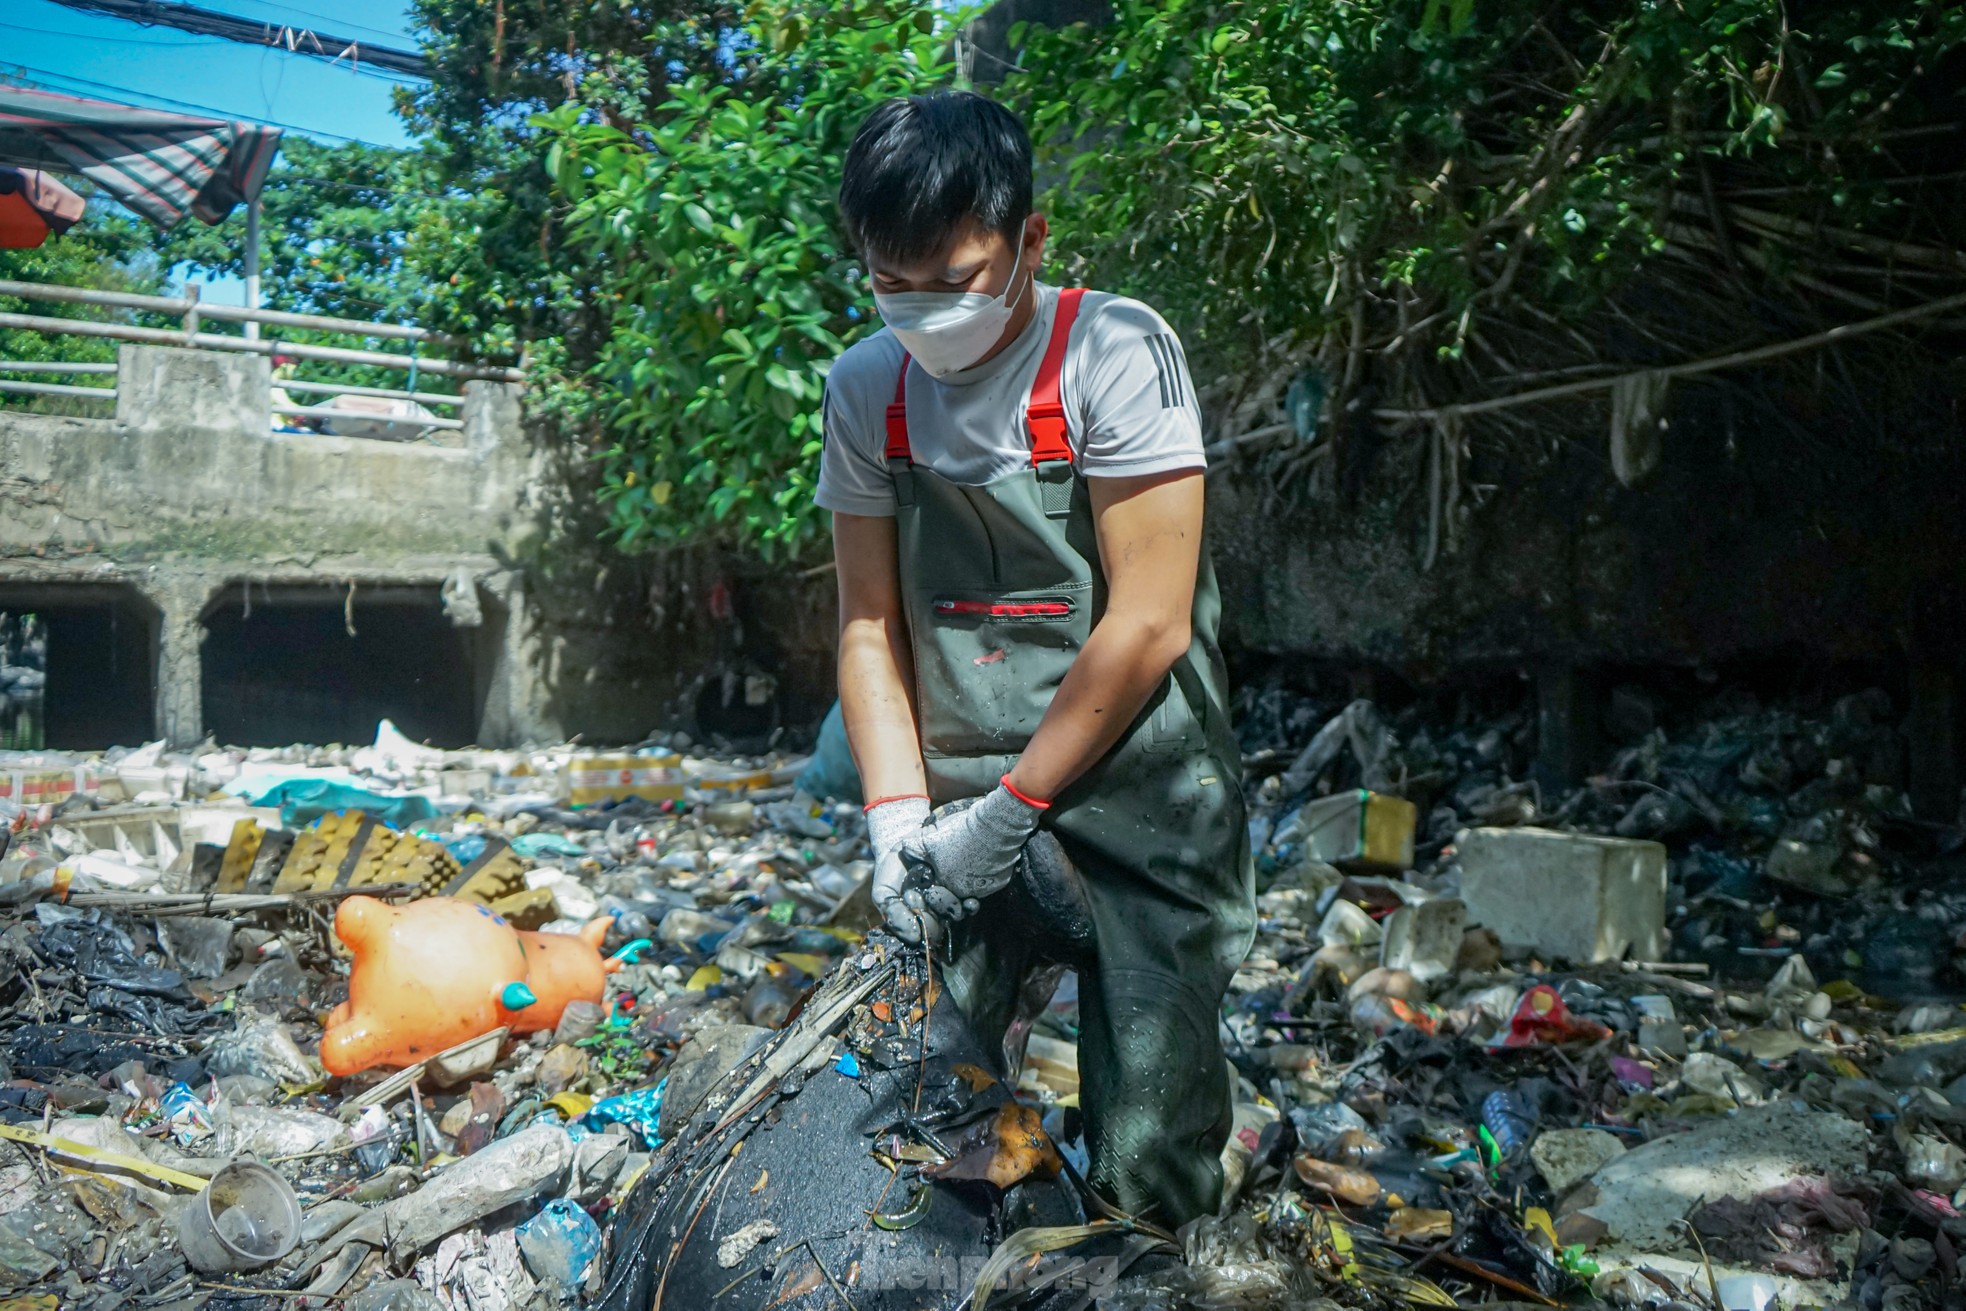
[159,1081,213,1146]
[581,1076,666,1150]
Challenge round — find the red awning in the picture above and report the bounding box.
[0,166,86,248]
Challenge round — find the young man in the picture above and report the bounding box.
[818,91,1255,1227]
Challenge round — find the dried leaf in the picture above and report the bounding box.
[455,1080,505,1156]
[1384,1206,1454,1243]
[923,1103,1062,1190]
[1292,1155,1382,1206]
[766,1260,824,1306]
[952,1062,998,1092]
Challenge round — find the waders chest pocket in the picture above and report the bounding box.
[912,584,1092,755]
[931,596,1078,621]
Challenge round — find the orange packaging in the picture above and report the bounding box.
[319,895,621,1076]
[565,752,683,806]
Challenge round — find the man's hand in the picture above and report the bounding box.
[865,795,931,941]
[865,795,930,866]
[873,850,941,944]
[896,784,1044,923]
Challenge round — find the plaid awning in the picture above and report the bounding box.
[0,85,282,229]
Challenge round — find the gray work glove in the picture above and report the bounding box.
[873,850,942,945]
[896,784,1045,926]
[864,795,930,866]
[865,796,931,942]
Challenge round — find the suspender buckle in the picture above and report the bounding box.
[1027,401,1070,467]
[1033,451,1074,519]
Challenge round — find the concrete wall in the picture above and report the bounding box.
[1207,363,1966,812]
[0,345,587,746]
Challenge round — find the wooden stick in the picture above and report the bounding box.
[65,882,421,916]
[1375,289,1966,421]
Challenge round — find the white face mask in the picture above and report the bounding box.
[873,239,1035,378]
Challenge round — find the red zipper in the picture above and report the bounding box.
[933,598,1073,618]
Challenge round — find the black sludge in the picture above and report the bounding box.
[597,935,1086,1311]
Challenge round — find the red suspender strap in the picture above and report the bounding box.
[884,353,913,461]
[1026,288,1085,466]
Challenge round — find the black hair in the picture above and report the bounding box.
[838,91,1033,266]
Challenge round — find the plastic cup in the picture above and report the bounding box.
[554,999,605,1046]
[176,1160,302,1274]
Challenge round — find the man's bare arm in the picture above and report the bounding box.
[833,511,929,801]
[1006,470,1203,801]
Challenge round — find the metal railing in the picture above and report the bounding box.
[0,359,117,400]
[0,278,522,438]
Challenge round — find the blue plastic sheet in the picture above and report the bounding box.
[247,779,436,829]
[511,832,588,859]
[793,701,863,804]
[515,1197,602,1287]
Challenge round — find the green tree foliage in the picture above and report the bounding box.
[532,0,1959,555]
[537,2,955,557]
[142,138,496,393]
[148,139,434,328]
[0,201,160,411]
[22,0,1956,556]
[399,0,742,352]
[1010,1,1966,436]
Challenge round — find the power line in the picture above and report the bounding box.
[40,0,430,78]
[0,63,373,143]
[0,16,224,44]
[193,0,413,44]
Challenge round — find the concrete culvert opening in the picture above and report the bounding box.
[201,583,488,748]
[0,586,157,750]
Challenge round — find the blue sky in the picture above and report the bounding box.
[1,0,421,147]
[1,0,426,300]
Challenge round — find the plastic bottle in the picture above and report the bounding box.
[554,1000,606,1046]
[382,1123,574,1260]
[1480,1089,1534,1159]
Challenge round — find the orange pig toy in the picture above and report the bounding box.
[319,895,622,1077]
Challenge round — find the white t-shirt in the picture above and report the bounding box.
[815,282,1204,516]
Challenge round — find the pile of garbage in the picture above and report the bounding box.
[0,723,853,1308]
[1203,679,1966,1309]
[0,676,1959,1310]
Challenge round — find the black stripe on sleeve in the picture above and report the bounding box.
[1167,333,1192,409]
[1145,332,1175,409]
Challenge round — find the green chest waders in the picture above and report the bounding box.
[884,289,1257,1226]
